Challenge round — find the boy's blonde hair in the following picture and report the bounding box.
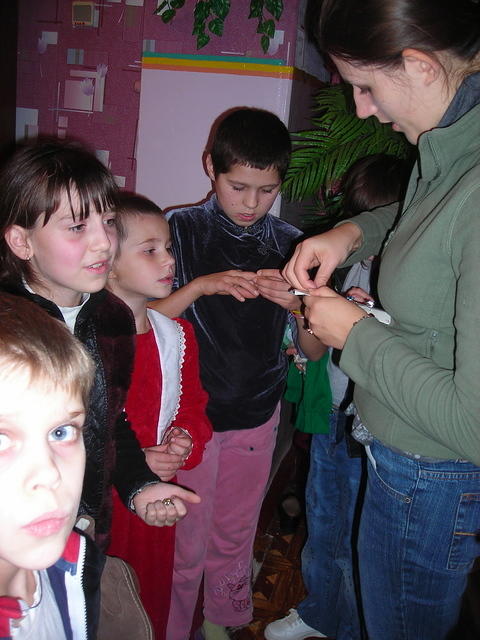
[0,293,95,407]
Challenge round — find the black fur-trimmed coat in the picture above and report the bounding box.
[3,284,159,550]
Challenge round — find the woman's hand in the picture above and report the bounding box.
[303,286,369,349]
[282,223,363,291]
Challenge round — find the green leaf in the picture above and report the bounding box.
[263,18,275,37]
[261,34,270,53]
[153,1,168,15]
[211,0,230,19]
[208,17,224,36]
[192,20,205,35]
[161,8,176,23]
[249,0,263,19]
[196,32,210,49]
[265,0,283,20]
[194,1,211,21]
[171,0,185,8]
[257,18,275,37]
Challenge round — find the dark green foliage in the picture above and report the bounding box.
[153,0,185,23]
[249,0,283,52]
[156,0,283,53]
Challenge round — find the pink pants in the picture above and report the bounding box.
[166,406,279,638]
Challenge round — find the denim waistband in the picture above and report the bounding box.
[352,416,469,463]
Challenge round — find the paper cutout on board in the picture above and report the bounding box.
[72,2,95,27]
[67,48,85,65]
[95,150,110,168]
[38,31,58,54]
[68,64,107,111]
[64,80,94,111]
[267,30,284,56]
[16,108,38,141]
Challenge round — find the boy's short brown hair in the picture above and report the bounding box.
[114,192,164,242]
[209,107,292,180]
[0,293,94,406]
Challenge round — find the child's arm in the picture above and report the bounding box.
[149,270,259,318]
[168,318,212,470]
[345,286,375,305]
[113,410,198,526]
[295,317,327,362]
[256,269,326,361]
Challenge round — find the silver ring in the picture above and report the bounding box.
[162,498,174,506]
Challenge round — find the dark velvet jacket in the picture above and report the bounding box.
[168,195,302,431]
[2,284,159,549]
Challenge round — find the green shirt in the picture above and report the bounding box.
[340,102,480,465]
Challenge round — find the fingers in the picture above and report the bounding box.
[144,449,184,476]
[224,270,257,281]
[134,483,201,527]
[282,248,319,291]
[256,268,281,278]
[144,498,186,527]
[173,486,201,504]
[345,286,374,304]
[228,282,258,302]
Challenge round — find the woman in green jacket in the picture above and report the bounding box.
[283,1,480,638]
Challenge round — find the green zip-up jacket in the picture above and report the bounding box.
[339,101,480,465]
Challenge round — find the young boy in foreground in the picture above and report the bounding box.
[0,292,102,639]
[151,108,321,639]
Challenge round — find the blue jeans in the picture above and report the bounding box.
[359,439,480,640]
[298,409,364,639]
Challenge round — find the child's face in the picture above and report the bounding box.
[10,190,118,307]
[110,214,175,304]
[0,369,85,574]
[206,156,281,227]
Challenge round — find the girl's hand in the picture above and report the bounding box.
[133,483,201,527]
[282,223,363,291]
[345,286,374,305]
[255,269,299,310]
[196,270,258,301]
[303,286,369,349]
[165,431,193,461]
[144,444,185,481]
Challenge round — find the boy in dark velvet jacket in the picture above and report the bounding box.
[151,108,313,639]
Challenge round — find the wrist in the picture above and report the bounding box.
[129,481,160,512]
[335,221,363,253]
[351,313,374,329]
[188,278,206,300]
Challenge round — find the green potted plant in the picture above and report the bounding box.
[282,84,413,230]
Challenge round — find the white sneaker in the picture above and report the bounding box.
[264,609,327,640]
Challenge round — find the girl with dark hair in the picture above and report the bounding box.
[282,1,480,638]
[0,139,200,550]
